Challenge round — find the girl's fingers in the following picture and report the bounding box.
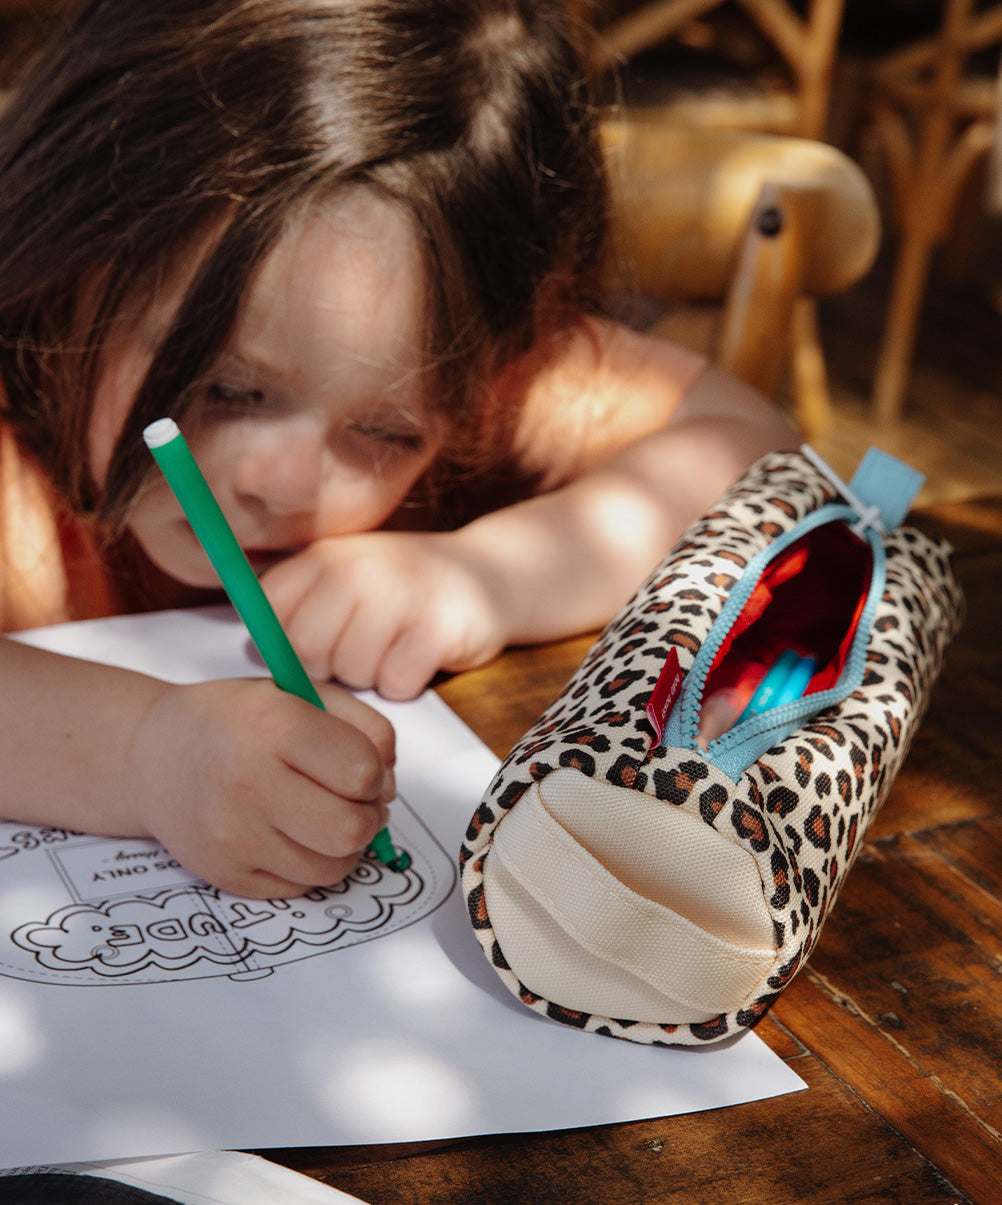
[315,682,397,767]
[263,830,379,894]
[325,601,409,691]
[185,787,388,899]
[209,859,354,901]
[375,623,444,701]
[273,789,390,864]
[274,694,391,802]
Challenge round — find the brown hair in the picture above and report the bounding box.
[0,0,607,527]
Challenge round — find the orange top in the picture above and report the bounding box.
[0,420,121,633]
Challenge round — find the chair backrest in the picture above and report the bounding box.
[599,117,880,419]
[600,118,880,304]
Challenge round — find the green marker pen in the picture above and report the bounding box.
[143,417,409,873]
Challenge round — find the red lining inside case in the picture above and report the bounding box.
[701,521,873,721]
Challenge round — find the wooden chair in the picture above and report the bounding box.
[588,0,846,141]
[860,0,1002,423]
[584,1,856,434]
[601,116,881,437]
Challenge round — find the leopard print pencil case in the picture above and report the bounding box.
[460,446,964,1046]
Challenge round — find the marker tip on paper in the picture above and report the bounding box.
[369,826,411,872]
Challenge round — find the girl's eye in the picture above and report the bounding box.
[345,418,426,454]
[204,382,265,410]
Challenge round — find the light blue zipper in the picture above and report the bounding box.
[659,503,886,782]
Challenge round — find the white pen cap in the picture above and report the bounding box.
[142,417,181,448]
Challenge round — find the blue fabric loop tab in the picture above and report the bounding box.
[848,446,925,531]
[800,444,924,534]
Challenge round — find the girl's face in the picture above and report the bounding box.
[90,191,444,589]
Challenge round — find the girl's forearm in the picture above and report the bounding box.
[453,377,797,646]
[0,636,167,835]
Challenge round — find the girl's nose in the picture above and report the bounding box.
[233,423,327,517]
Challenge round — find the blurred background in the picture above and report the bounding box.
[2,0,1000,507]
[582,0,1002,506]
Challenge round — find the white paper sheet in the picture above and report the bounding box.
[0,607,805,1168]
[1,1151,366,1204]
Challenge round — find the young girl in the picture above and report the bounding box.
[0,0,794,898]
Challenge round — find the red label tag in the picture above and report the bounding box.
[645,646,682,746]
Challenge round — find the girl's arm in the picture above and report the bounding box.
[448,355,798,643]
[264,321,797,698]
[0,635,395,898]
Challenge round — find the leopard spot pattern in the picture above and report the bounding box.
[460,451,964,1046]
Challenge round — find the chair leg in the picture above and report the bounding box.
[789,297,831,441]
[867,0,984,423]
[716,182,804,404]
[871,221,937,425]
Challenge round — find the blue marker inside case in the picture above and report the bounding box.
[736,650,818,725]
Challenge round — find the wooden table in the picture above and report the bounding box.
[259,495,1002,1204]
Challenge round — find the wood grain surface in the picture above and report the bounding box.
[258,495,999,1203]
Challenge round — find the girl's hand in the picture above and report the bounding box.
[128,677,396,899]
[262,531,510,700]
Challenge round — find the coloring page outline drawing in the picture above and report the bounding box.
[0,795,455,986]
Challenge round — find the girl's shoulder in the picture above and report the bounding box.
[411,319,710,530]
[505,316,708,489]
[0,415,124,632]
